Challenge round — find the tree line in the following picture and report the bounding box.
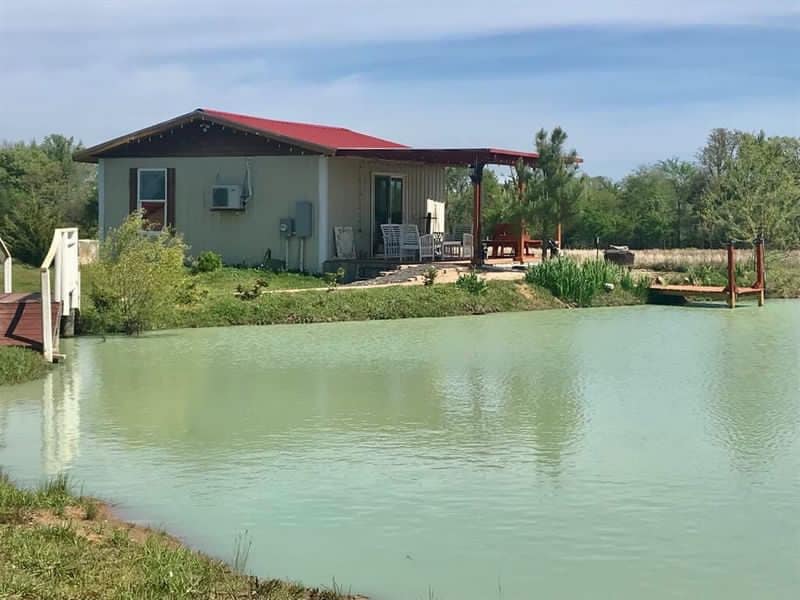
[0,135,97,264]
[1,127,798,267]
[447,128,800,249]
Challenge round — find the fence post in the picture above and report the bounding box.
[726,241,737,309]
[756,238,765,307]
[41,267,53,362]
[2,256,10,294]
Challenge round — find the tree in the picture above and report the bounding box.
[0,136,97,264]
[521,128,581,250]
[572,176,625,247]
[444,166,507,232]
[656,158,704,247]
[618,166,676,248]
[88,212,187,334]
[701,132,800,246]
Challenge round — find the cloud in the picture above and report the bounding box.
[1,1,798,177]
[3,1,799,45]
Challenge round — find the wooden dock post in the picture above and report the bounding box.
[726,241,737,309]
[755,237,766,307]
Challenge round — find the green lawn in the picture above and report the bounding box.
[0,473,353,599]
[8,262,42,293]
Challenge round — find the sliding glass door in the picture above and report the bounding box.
[373,175,404,255]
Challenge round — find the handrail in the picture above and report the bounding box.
[39,228,81,362]
[0,236,11,294]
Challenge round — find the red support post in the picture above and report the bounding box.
[755,238,766,306]
[726,241,737,309]
[471,163,484,266]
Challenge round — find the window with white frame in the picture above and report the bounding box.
[138,168,167,230]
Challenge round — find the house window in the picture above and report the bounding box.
[138,168,167,230]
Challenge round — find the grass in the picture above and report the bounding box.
[0,471,355,600]
[525,258,649,307]
[9,261,43,292]
[566,247,800,271]
[164,280,562,330]
[664,251,800,298]
[0,347,48,386]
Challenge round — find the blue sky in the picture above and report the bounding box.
[1,0,798,178]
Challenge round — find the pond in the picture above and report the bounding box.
[1,303,799,599]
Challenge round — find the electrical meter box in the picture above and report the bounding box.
[279,218,294,238]
[294,201,313,238]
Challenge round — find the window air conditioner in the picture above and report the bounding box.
[211,185,244,210]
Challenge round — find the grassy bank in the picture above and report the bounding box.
[0,347,48,386]
[82,278,564,332]
[10,260,647,335]
[0,472,354,600]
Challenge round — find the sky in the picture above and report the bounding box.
[1,0,798,178]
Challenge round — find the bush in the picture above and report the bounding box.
[86,212,187,334]
[423,266,438,287]
[456,271,488,295]
[0,347,47,386]
[323,268,345,291]
[526,257,645,306]
[193,251,222,274]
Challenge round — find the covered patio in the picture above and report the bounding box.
[332,147,540,269]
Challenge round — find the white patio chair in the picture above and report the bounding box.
[400,224,422,261]
[419,234,435,262]
[462,233,474,259]
[380,224,401,258]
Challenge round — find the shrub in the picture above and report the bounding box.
[193,251,223,274]
[87,212,187,334]
[236,278,269,301]
[422,266,438,286]
[526,257,644,306]
[456,270,488,295]
[323,268,345,291]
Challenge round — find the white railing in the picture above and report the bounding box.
[40,228,81,362]
[0,236,11,294]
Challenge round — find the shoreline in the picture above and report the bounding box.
[0,472,364,599]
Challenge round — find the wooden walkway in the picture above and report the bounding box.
[648,284,763,299]
[0,293,61,350]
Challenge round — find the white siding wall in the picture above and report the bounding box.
[327,157,447,258]
[102,156,320,269]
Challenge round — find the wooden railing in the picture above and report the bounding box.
[40,228,81,362]
[0,235,11,294]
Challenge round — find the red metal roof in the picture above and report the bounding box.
[335,147,539,166]
[74,108,545,166]
[201,108,409,151]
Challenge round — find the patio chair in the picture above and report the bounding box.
[462,233,474,259]
[380,224,401,258]
[400,224,422,261]
[419,233,435,262]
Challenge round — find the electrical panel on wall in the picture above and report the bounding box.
[295,201,313,238]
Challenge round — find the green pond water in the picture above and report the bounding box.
[1,303,799,599]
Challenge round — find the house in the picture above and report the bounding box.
[74,108,538,272]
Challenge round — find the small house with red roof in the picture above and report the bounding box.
[75,109,538,271]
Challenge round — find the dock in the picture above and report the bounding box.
[0,293,62,350]
[0,228,80,361]
[649,239,766,308]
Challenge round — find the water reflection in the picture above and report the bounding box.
[79,316,586,478]
[708,310,800,473]
[1,306,799,600]
[41,364,81,476]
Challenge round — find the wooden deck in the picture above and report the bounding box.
[0,293,61,350]
[649,284,763,298]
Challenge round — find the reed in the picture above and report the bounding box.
[526,257,647,306]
